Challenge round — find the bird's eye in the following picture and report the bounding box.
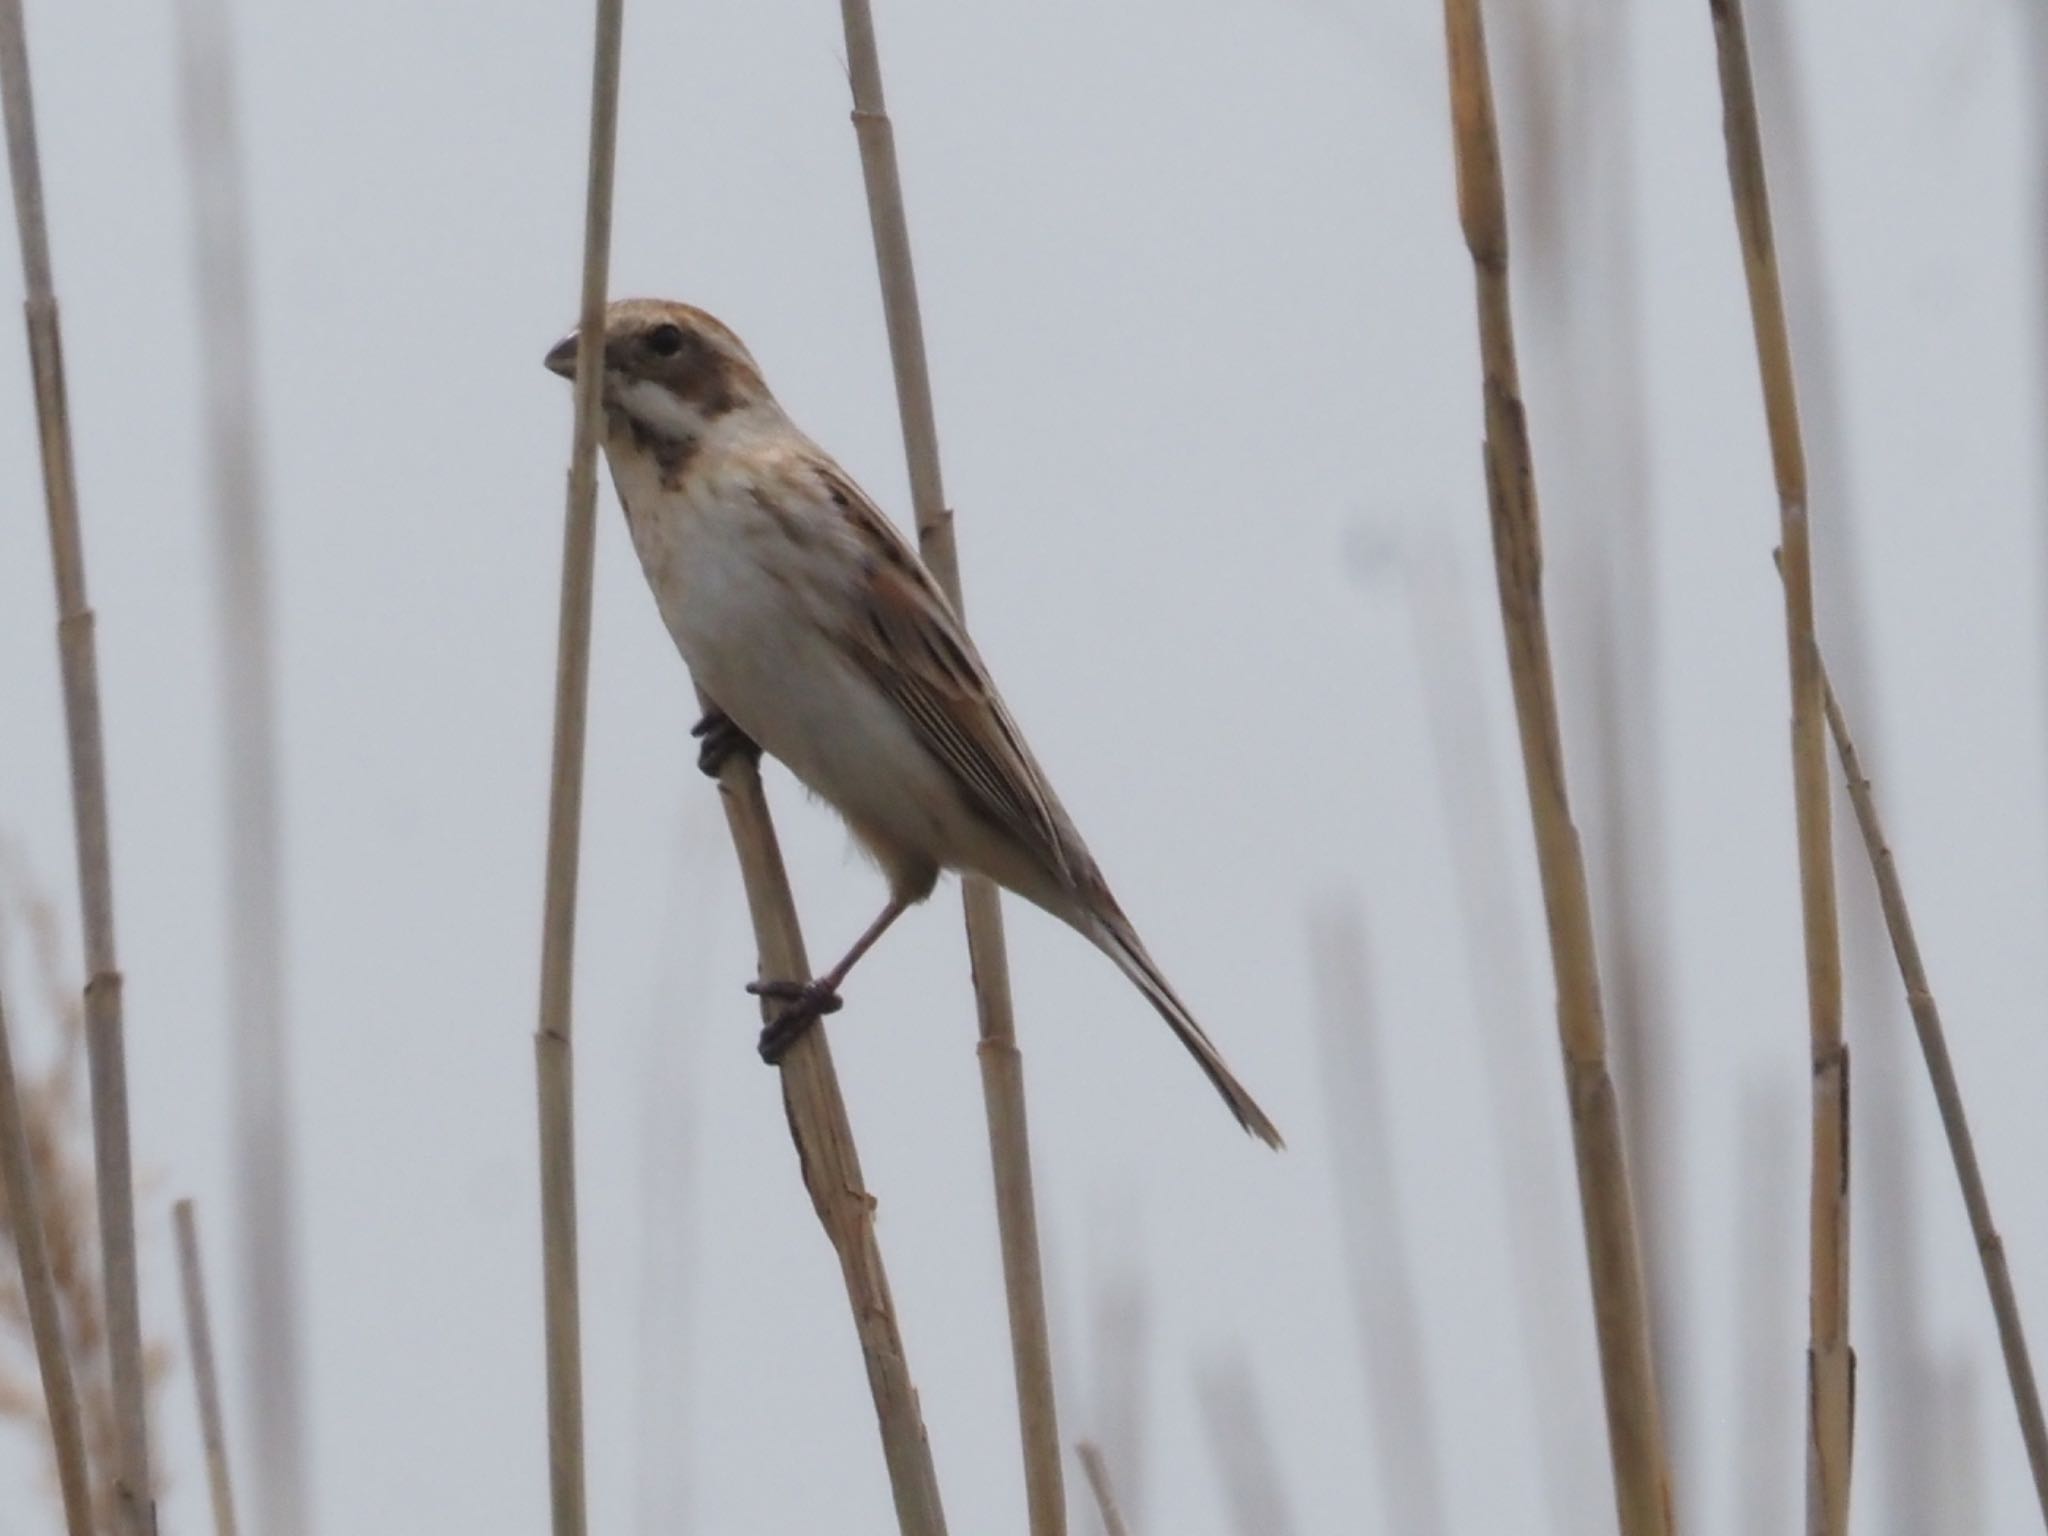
[646,323,686,358]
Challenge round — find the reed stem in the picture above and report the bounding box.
[1075,1443,1132,1536]
[171,2,309,1524]
[172,1200,241,1536]
[834,5,1063,1530]
[532,2,625,1533]
[701,696,950,1536]
[1702,5,1850,1528]
[0,7,155,1528]
[1817,661,2048,1523]
[1436,1,1674,1528]
[0,990,94,1536]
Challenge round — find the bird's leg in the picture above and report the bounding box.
[691,706,760,778]
[751,892,916,1063]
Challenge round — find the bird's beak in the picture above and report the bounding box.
[543,332,580,380]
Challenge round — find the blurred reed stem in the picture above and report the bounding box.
[1307,907,1450,1536]
[1076,1443,1132,1536]
[172,1200,241,1536]
[1387,534,1603,1534]
[701,685,949,1536]
[1437,0,1674,1530]
[1702,5,1851,1529]
[0,7,155,1530]
[171,2,310,1526]
[834,5,1064,1531]
[1196,1355,1297,1536]
[0,989,94,1536]
[532,1,625,1533]
[1088,1256,1149,1533]
[1817,661,2048,1523]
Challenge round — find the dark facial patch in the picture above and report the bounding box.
[624,320,756,418]
[627,413,700,485]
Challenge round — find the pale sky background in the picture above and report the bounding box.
[2,0,2046,1532]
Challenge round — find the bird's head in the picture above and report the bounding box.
[544,299,773,452]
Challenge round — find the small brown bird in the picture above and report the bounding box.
[547,299,1280,1146]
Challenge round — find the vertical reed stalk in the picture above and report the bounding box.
[172,1200,240,1536]
[833,6,1063,1531]
[0,7,155,1530]
[1817,663,2048,1523]
[1075,1443,1132,1536]
[1389,535,1604,1534]
[532,2,624,1533]
[1702,6,1850,1529]
[171,4,309,1527]
[700,688,948,1536]
[1436,2,1673,1529]
[0,990,94,1536]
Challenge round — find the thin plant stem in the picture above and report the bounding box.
[1385,533,1603,1535]
[1702,5,1850,1529]
[172,1200,241,1536]
[833,5,1063,1532]
[532,2,625,1533]
[170,3,309,1527]
[1436,1,1674,1530]
[0,7,155,1530]
[701,695,949,1536]
[0,990,94,1536]
[1817,660,2048,1523]
[1075,1443,1132,1536]
[1743,7,1936,1524]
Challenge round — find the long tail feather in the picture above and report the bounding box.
[1085,914,1283,1148]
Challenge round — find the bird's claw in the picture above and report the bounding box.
[748,978,845,1063]
[691,710,761,779]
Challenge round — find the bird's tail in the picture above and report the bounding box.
[1083,911,1283,1149]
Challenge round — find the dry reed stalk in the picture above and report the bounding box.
[1306,908,1450,1536]
[700,699,948,1536]
[1816,663,2048,1521]
[0,989,93,1536]
[1517,5,1688,1454]
[0,7,156,1530]
[833,5,1063,1531]
[1702,5,1850,1529]
[1742,12,1943,1526]
[171,1201,240,1536]
[1436,2,1674,1530]
[531,2,625,1533]
[1075,1443,1132,1536]
[1385,534,1603,1534]
[170,3,309,1527]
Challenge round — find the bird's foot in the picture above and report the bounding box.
[691,709,761,778]
[748,977,845,1063]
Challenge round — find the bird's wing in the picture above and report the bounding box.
[819,466,1082,890]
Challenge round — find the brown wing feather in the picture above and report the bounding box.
[825,472,1078,889]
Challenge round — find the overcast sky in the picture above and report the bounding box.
[3,0,2046,1532]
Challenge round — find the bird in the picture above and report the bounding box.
[545,298,1281,1147]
